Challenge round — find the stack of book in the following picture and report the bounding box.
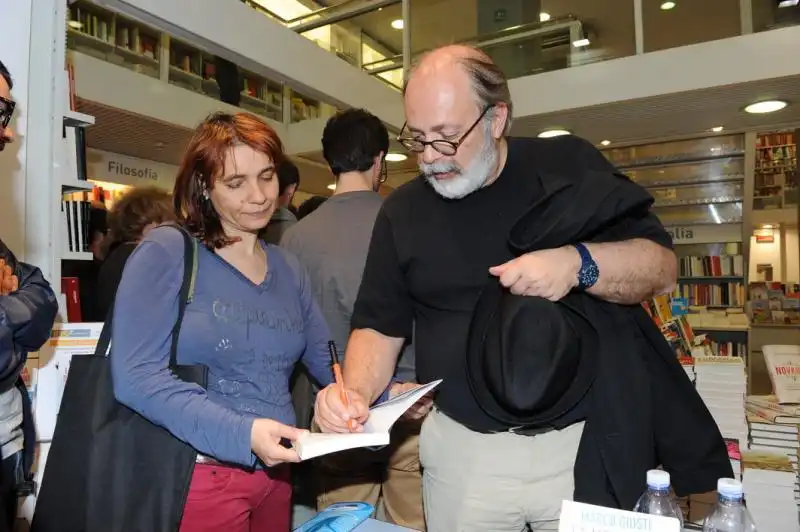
[694,357,749,449]
[741,451,800,531]
[749,282,800,325]
[746,396,800,507]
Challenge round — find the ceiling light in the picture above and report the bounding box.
[660,1,677,10]
[327,183,336,191]
[744,100,788,114]
[710,126,724,132]
[538,129,571,138]
[68,20,83,29]
[539,12,551,22]
[385,152,408,162]
[572,38,590,48]
[778,0,798,7]
[391,19,404,30]
[600,140,611,146]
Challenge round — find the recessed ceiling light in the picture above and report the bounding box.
[539,12,551,22]
[744,100,788,114]
[710,126,724,132]
[600,140,611,146]
[385,152,408,162]
[538,129,571,138]
[660,1,677,10]
[327,183,336,191]
[572,38,590,48]
[68,20,83,29]
[391,19,404,30]
[778,0,798,7]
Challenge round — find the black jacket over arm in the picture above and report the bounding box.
[503,168,732,509]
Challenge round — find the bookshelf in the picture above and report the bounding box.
[753,130,797,212]
[605,135,751,382]
[66,0,286,124]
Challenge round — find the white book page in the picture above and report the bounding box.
[294,379,442,461]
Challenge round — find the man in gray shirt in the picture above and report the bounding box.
[262,159,299,245]
[281,109,423,530]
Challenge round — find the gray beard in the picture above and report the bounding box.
[420,131,498,200]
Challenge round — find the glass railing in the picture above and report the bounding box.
[241,0,799,87]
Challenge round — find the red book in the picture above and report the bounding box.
[61,277,82,322]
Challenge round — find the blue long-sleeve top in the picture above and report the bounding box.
[111,226,334,467]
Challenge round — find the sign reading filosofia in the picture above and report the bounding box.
[666,223,742,244]
[86,148,178,190]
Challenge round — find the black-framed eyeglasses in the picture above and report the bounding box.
[378,158,388,184]
[397,106,493,156]
[0,96,15,130]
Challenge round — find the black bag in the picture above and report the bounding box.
[32,226,207,532]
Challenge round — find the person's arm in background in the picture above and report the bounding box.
[111,228,257,467]
[291,257,334,389]
[0,259,58,380]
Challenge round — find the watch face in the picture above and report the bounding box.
[579,263,600,288]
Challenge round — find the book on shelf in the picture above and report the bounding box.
[746,396,800,424]
[61,191,91,253]
[674,281,745,307]
[678,254,744,278]
[749,282,800,325]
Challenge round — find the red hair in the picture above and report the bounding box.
[173,112,285,249]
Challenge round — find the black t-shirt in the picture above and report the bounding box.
[352,135,673,430]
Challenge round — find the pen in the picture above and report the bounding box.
[328,341,357,431]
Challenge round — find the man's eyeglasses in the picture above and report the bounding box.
[0,96,15,130]
[397,106,493,156]
[379,158,388,184]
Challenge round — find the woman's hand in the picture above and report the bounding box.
[250,419,307,467]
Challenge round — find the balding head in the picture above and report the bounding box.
[399,45,511,199]
[404,45,513,136]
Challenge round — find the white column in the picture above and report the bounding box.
[0,0,64,285]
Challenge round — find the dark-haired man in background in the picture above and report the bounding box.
[262,159,300,244]
[0,59,59,530]
[282,109,425,530]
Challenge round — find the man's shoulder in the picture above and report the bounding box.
[381,177,429,220]
[508,135,613,179]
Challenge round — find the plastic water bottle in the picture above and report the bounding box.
[702,478,757,531]
[633,470,685,528]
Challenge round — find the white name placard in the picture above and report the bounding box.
[558,500,681,532]
[86,148,178,190]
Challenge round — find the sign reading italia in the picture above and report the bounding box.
[666,224,742,244]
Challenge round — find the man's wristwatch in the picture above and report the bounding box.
[574,243,599,290]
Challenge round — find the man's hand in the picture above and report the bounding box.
[250,418,307,467]
[314,384,370,433]
[489,246,581,301]
[390,381,434,420]
[0,260,18,296]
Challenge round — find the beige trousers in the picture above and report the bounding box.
[315,419,426,531]
[419,409,584,532]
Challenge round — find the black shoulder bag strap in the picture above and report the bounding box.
[95,224,202,387]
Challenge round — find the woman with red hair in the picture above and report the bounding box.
[110,112,333,531]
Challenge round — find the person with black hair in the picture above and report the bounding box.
[261,159,300,244]
[281,109,424,530]
[0,59,59,530]
[296,195,327,220]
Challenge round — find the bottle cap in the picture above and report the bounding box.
[646,469,671,489]
[717,478,743,498]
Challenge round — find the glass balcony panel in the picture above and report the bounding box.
[626,158,745,187]
[653,202,743,226]
[606,135,745,168]
[649,182,744,207]
[407,0,635,78]
[752,0,800,32]
[642,0,741,53]
[68,1,161,79]
[290,89,339,124]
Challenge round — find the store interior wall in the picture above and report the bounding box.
[749,227,800,284]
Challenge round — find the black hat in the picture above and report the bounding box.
[466,281,597,429]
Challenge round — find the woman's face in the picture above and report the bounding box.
[209,144,279,238]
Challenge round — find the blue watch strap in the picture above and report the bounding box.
[574,243,599,290]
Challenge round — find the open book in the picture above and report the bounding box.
[294,379,442,461]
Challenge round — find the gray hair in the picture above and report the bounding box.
[459,55,513,135]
